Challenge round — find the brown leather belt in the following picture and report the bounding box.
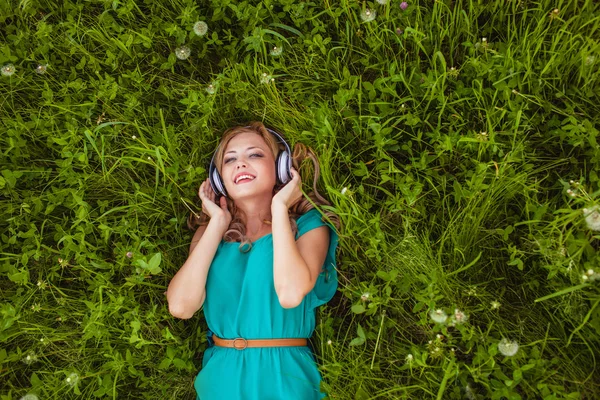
[212,335,308,350]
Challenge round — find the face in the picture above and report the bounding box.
[221,131,277,200]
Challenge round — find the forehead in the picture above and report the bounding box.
[224,131,267,151]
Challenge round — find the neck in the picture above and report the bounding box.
[234,194,274,235]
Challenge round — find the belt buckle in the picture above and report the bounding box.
[232,337,248,350]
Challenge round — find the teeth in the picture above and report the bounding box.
[235,175,255,184]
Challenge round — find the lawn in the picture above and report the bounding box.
[1,0,600,399]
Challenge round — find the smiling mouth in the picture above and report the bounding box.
[234,175,256,184]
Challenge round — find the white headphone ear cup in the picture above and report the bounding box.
[277,150,291,184]
[211,168,226,197]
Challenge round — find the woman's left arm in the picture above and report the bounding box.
[272,204,329,308]
[271,168,329,309]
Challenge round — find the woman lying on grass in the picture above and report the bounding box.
[166,121,341,399]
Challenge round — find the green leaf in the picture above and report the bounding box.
[147,252,162,274]
[351,304,365,314]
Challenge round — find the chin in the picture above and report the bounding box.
[228,182,275,200]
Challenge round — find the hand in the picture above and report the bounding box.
[271,167,303,210]
[198,178,232,227]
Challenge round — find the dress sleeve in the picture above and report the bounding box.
[295,209,340,309]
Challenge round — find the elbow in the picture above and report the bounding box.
[168,301,195,320]
[277,290,304,309]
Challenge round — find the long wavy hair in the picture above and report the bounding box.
[187,121,341,252]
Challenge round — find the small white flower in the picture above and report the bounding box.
[482,37,487,42]
[376,0,389,4]
[270,45,283,57]
[490,300,501,310]
[497,338,519,356]
[430,309,448,324]
[147,156,151,160]
[341,187,348,195]
[465,384,476,400]
[587,269,595,276]
[360,8,376,22]
[22,351,38,365]
[65,372,79,387]
[175,46,191,60]
[583,206,600,231]
[126,251,133,258]
[586,55,596,66]
[452,309,468,325]
[582,274,589,281]
[193,21,208,36]
[35,64,48,74]
[327,339,332,345]
[131,135,137,140]
[1,64,16,76]
[19,395,39,400]
[405,354,413,364]
[260,72,273,84]
[205,82,216,95]
[436,334,442,339]
[361,292,371,301]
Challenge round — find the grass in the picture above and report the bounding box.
[1,0,600,398]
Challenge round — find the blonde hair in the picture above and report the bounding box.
[187,121,340,252]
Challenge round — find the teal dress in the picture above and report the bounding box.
[194,208,339,399]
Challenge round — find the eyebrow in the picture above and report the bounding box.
[225,146,263,155]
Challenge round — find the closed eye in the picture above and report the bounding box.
[224,153,263,164]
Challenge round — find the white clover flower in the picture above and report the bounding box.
[490,300,501,310]
[175,46,191,60]
[327,339,332,345]
[260,72,274,84]
[193,21,208,36]
[126,251,133,258]
[376,0,389,4]
[360,8,376,22]
[131,135,136,140]
[405,353,413,364]
[497,338,519,356]
[270,45,283,57]
[19,395,39,400]
[583,206,600,231]
[65,372,79,387]
[35,64,47,74]
[205,82,216,95]
[430,309,448,324]
[452,309,468,325]
[1,64,16,77]
[361,292,371,302]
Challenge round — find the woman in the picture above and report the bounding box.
[166,122,341,399]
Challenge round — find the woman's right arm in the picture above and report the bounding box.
[166,216,228,319]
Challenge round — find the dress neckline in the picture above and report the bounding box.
[218,209,317,245]
[220,232,273,245]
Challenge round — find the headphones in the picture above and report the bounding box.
[208,126,293,198]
